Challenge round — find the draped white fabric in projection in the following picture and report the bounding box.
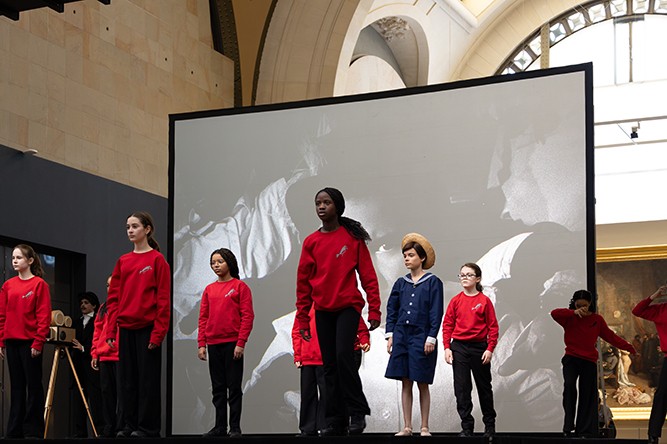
[170,65,593,434]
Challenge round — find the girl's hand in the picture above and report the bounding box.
[295,361,302,368]
[198,347,207,361]
[31,348,41,358]
[0,347,4,359]
[107,339,116,348]
[445,349,453,364]
[481,350,493,364]
[424,342,435,355]
[369,319,380,331]
[91,358,99,370]
[72,338,84,352]
[300,329,311,341]
[148,342,158,350]
[387,337,393,354]
[652,285,667,300]
[360,343,370,352]
[574,306,590,318]
[233,346,244,360]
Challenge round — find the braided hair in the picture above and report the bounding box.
[568,289,595,312]
[317,187,371,242]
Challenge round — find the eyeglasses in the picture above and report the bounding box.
[458,273,477,279]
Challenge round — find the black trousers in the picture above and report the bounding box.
[315,307,370,428]
[451,340,496,431]
[118,325,162,436]
[99,360,123,437]
[5,339,45,438]
[561,354,598,436]
[649,358,667,437]
[208,342,244,433]
[299,365,326,433]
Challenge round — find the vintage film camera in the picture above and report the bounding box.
[47,310,76,343]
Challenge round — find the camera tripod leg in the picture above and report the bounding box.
[65,347,99,438]
[43,347,62,438]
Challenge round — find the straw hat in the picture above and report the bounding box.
[401,233,436,270]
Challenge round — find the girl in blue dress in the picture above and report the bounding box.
[385,233,444,436]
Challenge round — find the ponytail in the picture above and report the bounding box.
[317,187,371,242]
[129,211,160,252]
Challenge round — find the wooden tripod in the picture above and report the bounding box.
[43,345,98,438]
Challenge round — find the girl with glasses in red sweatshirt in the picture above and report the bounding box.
[198,248,255,438]
[552,289,635,438]
[295,187,381,436]
[443,262,498,438]
[104,211,170,438]
[0,244,51,439]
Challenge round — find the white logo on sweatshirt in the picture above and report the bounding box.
[336,245,348,258]
[471,303,482,311]
[22,290,34,299]
[139,265,153,274]
[224,289,236,298]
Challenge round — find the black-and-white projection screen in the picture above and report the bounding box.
[169,64,594,434]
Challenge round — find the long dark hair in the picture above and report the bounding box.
[317,187,371,242]
[211,248,240,279]
[14,244,44,277]
[461,262,483,292]
[129,211,160,251]
[568,289,595,312]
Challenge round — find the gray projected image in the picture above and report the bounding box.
[170,66,592,434]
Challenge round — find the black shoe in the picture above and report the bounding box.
[116,430,132,438]
[320,426,348,437]
[203,428,227,438]
[229,430,242,438]
[458,430,473,437]
[484,426,495,437]
[648,436,659,444]
[296,431,318,437]
[349,416,366,435]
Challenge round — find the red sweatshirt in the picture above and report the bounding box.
[295,227,381,331]
[104,250,171,346]
[198,279,255,348]
[551,308,635,362]
[442,291,499,352]
[633,297,667,355]
[0,275,52,351]
[91,303,119,362]
[292,308,322,366]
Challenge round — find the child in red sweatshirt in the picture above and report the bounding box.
[295,187,381,436]
[0,244,51,439]
[632,284,667,444]
[443,262,498,438]
[104,211,170,438]
[552,289,635,438]
[91,276,122,438]
[198,248,254,438]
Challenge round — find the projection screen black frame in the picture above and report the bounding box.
[167,62,595,435]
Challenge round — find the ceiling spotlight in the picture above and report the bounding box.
[630,126,639,139]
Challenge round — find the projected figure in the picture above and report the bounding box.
[295,187,381,436]
[385,234,443,437]
[552,290,634,438]
[198,248,255,438]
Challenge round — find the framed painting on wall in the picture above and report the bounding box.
[597,245,667,420]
